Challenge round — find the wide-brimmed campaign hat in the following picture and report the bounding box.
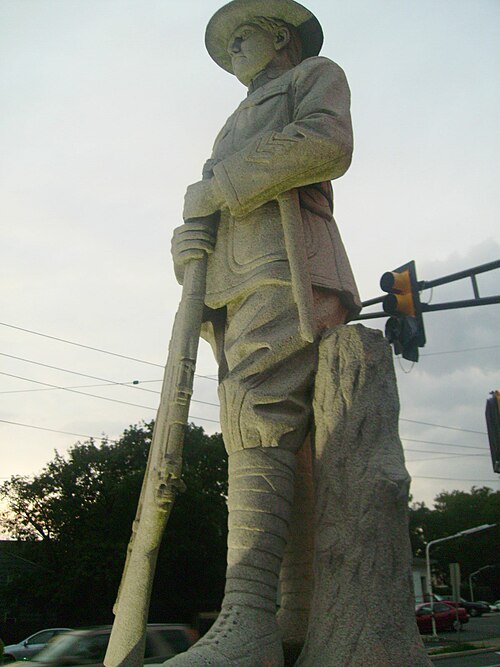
[205,0,323,73]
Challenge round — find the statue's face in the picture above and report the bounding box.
[227,23,279,85]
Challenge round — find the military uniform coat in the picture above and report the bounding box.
[204,55,361,317]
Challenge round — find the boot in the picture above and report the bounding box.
[277,436,314,655]
[164,446,296,666]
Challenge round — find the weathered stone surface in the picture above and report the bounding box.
[297,324,431,666]
[278,436,315,645]
[165,447,296,666]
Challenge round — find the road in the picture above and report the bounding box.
[428,613,500,667]
[431,651,500,667]
[435,613,500,643]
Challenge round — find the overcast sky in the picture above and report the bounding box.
[1,0,499,511]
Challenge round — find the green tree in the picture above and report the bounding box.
[0,422,228,627]
[409,487,500,599]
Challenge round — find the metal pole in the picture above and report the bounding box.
[424,526,496,640]
[425,541,438,638]
[468,565,494,602]
[469,574,474,602]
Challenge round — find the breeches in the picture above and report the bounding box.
[212,284,347,455]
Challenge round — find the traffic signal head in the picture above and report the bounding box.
[380,269,416,317]
[485,391,500,473]
[380,260,426,362]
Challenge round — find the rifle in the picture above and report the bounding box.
[104,218,214,667]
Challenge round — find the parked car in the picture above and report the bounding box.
[415,602,469,633]
[9,624,199,666]
[489,600,500,612]
[3,629,72,663]
[439,597,490,617]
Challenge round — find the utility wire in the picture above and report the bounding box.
[0,380,219,409]
[1,373,220,423]
[0,380,159,395]
[405,453,489,462]
[0,357,489,435]
[0,353,160,394]
[401,438,485,451]
[0,376,484,449]
[404,447,488,457]
[0,356,220,408]
[1,405,218,443]
[0,375,486,443]
[0,322,218,382]
[0,418,118,442]
[0,321,490,435]
[400,419,486,435]
[411,475,499,483]
[0,418,485,460]
[1,390,487,436]
[2,321,497,377]
[1,371,158,411]
[420,345,500,357]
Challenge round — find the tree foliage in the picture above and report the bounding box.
[2,429,498,631]
[0,422,228,628]
[409,487,500,599]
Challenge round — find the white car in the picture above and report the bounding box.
[3,628,72,662]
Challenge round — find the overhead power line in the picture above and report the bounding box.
[0,380,160,395]
[0,352,160,394]
[400,418,486,435]
[1,373,220,424]
[412,475,500,483]
[0,418,117,443]
[420,345,500,357]
[1,371,158,412]
[0,355,220,408]
[0,322,218,381]
[2,320,497,379]
[0,418,486,461]
[0,379,219,409]
[404,447,488,457]
[0,321,489,436]
[401,438,485,451]
[405,453,489,462]
[1,407,219,442]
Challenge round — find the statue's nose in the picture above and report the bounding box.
[228,37,242,55]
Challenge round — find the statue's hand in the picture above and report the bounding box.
[171,220,217,284]
[183,178,224,221]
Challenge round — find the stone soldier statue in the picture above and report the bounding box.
[167,0,361,664]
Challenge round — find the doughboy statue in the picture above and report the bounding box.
[167,0,361,664]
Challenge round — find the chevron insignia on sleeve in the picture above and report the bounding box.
[245,132,300,164]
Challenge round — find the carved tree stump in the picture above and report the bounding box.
[297,325,431,666]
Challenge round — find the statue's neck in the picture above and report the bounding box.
[247,63,292,94]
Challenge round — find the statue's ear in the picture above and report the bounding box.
[274,26,290,51]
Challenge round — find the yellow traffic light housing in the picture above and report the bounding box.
[380,261,426,361]
[380,268,416,317]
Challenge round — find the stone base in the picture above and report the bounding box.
[296,325,431,666]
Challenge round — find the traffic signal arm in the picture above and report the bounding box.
[353,258,499,363]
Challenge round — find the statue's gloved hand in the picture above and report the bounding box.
[171,219,217,284]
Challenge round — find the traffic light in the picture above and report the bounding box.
[380,260,426,362]
[485,391,500,473]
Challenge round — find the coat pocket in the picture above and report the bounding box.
[228,201,287,273]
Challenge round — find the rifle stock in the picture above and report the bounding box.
[104,228,210,667]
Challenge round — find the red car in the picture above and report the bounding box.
[415,602,469,632]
